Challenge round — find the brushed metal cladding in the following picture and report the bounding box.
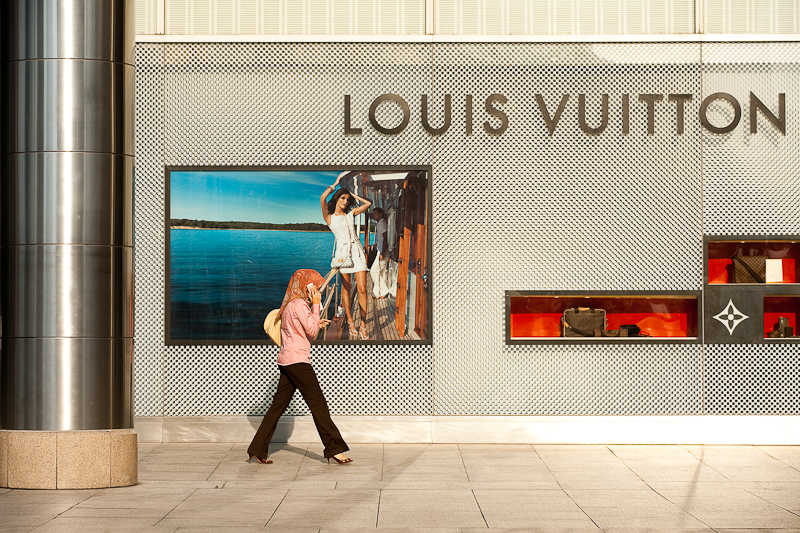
[133,43,166,417]
[705,344,800,414]
[1,153,133,246]
[1,246,133,339]
[431,42,703,415]
[164,344,434,416]
[2,60,134,155]
[0,338,133,430]
[2,0,135,65]
[701,43,800,236]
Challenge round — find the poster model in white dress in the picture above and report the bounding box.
[320,176,372,339]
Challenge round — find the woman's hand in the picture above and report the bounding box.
[350,193,373,216]
[308,286,322,305]
[319,318,331,330]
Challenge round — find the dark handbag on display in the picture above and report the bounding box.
[767,316,792,338]
[562,307,606,337]
[620,324,641,336]
[732,255,766,283]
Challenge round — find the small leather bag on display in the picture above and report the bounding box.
[732,255,767,283]
[768,316,792,338]
[620,324,641,336]
[562,307,606,337]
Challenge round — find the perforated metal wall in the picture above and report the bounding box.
[702,43,800,236]
[135,43,166,416]
[705,344,800,414]
[136,43,434,417]
[165,345,433,416]
[432,43,704,415]
[699,44,800,415]
[134,41,800,418]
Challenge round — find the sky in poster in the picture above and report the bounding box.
[170,170,341,224]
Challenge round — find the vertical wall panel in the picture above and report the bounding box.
[701,43,800,415]
[433,0,696,35]
[702,43,800,236]
[163,0,425,34]
[431,43,704,415]
[134,43,166,416]
[136,0,159,34]
[134,43,434,416]
[704,0,800,33]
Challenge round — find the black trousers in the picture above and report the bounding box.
[248,363,349,459]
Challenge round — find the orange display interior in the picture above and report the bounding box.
[510,296,697,338]
[763,296,800,337]
[708,241,799,284]
[708,258,795,284]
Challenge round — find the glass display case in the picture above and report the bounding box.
[506,291,700,344]
[706,238,800,285]
[763,296,800,339]
[704,236,800,344]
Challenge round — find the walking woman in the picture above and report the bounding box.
[248,269,352,465]
[320,175,372,339]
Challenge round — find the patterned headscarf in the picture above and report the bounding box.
[277,269,326,317]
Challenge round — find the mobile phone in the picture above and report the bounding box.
[307,283,316,292]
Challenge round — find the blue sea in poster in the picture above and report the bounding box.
[169,228,335,341]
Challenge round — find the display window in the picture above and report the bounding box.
[165,166,431,345]
[506,291,700,344]
[707,239,800,284]
[764,296,800,339]
[703,236,800,344]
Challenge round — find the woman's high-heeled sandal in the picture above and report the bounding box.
[348,322,358,337]
[248,454,272,464]
[359,324,369,340]
[328,454,353,465]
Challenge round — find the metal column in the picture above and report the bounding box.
[1,0,135,431]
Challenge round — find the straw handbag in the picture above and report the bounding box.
[263,309,282,346]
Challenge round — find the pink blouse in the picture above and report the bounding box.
[277,298,320,366]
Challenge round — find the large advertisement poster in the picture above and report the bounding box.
[166,167,430,344]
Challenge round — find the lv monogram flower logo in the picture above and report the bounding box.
[713,299,749,335]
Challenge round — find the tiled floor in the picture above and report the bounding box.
[1,443,800,532]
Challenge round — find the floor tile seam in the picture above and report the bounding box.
[646,480,722,533]
[376,488,381,528]
[293,447,310,481]
[263,487,291,528]
[537,453,605,533]
[756,445,800,473]
[28,488,102,530]
[606,444,676,486]
[469,489,490,529]
[742,487,800,518]
[694,457,737,483]
[152,487,199,526]
[564,493,604,532]
[457,447,470,483]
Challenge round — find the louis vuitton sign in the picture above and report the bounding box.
[344,92,785,137]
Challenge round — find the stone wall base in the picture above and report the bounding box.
[0,429,138,489]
